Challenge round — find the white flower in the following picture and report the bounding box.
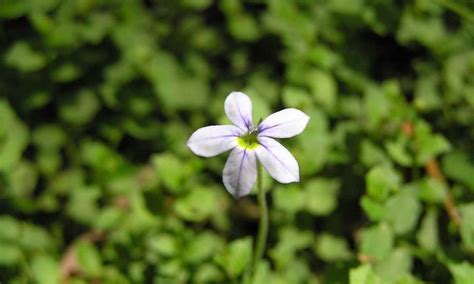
[187,92,310,199]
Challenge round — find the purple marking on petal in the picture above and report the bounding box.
[225,92,253,132]
[234,96,251,131]
[259,141,293,175]
[235,98,246,125]
[258,122,282,134]
[257,109,309,139]
[255,136,299,183]
[187,125,241,157]
[235,149,247,197]
[223,147,257,198]
[190,134,238,142]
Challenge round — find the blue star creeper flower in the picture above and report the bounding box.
[187,92,310,199]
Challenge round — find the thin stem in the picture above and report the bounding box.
[252,162,268,278]
[425,159,462,226]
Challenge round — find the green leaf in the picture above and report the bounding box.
[228,13,260,41]
[361,196,386,221]
[308,46,341,69]
[215,237,252,278]
[59,89,100,125]
[184,232,221,264]
[48,168,84,194]
[144,52,208,111]
[31,255,59,284]
[219,0,241,14]
[248,73,279,106]
[273,184,305,213]
[36,149,62,176]
[329,0,363,14]
[448,261,474,284]
[174,187,218,222]
[375,248,412,283]
[8,161,38,197]
[442,151,474,192]
[194,264,225,283]
[94,207,124,230]
[181,0,213,10]
[386,136,413,166]
[0,216,21,241]
[295,108,331,175]
[414,121,451,165]
[459,203,474,250]
[0,100,29,171]
[366,165,401,201]
[51,63,81,82]
[414,73,441,111]
[383,189,421,235]
[350,265,385,284]
[397,10,446,47]
[76,241,102,277]
[278,258,315,283]
[5,41,47,72]
[416,208,439,252]
[156,259,189,282]
[148,234,178,257]
[282,86,313,109]
[270,227,314,269]
[363,86,390,130]
[18,223,54,252]
[251,260,271,284]
[0,243,22,265]
[361,139,390,167]
[0,0,31,18]
[152,153,187,192]
[80,141,125,175]
[243,89,271,123]
[66,186,100,224]
[360,223,394,261]
[417,178,447,204]
[305,178,340,216]
[417,133,451,164]
[314,233,352,262]
[23,91,51,110]
[32,124,66,150]
[306,69,337,111]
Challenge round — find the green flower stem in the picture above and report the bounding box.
[252,162,268,279]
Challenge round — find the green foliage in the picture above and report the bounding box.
[215,237,252,278]
[1,0,474,282]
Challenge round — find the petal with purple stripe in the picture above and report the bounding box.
[255,137,299,183]
[225,92,253,131]
[187,125,242,157]
[223,147,257,199]
[258,108,309,138]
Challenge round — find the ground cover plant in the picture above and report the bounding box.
[0,0,474,283]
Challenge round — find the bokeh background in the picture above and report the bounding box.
[1,0,474,283]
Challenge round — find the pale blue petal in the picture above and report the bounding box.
[225,91,253,131]
[187,125,242,157]
[255,137,299,183]
[258,108,309,138]
[223,147,257,199]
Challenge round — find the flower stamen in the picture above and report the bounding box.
[237,129,260,150]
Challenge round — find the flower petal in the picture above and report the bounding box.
[258,108,309,138]
[255,137,299,183]
[225,91,253,131]
[223,147,257,199]
[187,125,242,157]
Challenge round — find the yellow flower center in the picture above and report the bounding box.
[237,130,260,150]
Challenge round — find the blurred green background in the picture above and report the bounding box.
[1,0,474,283]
